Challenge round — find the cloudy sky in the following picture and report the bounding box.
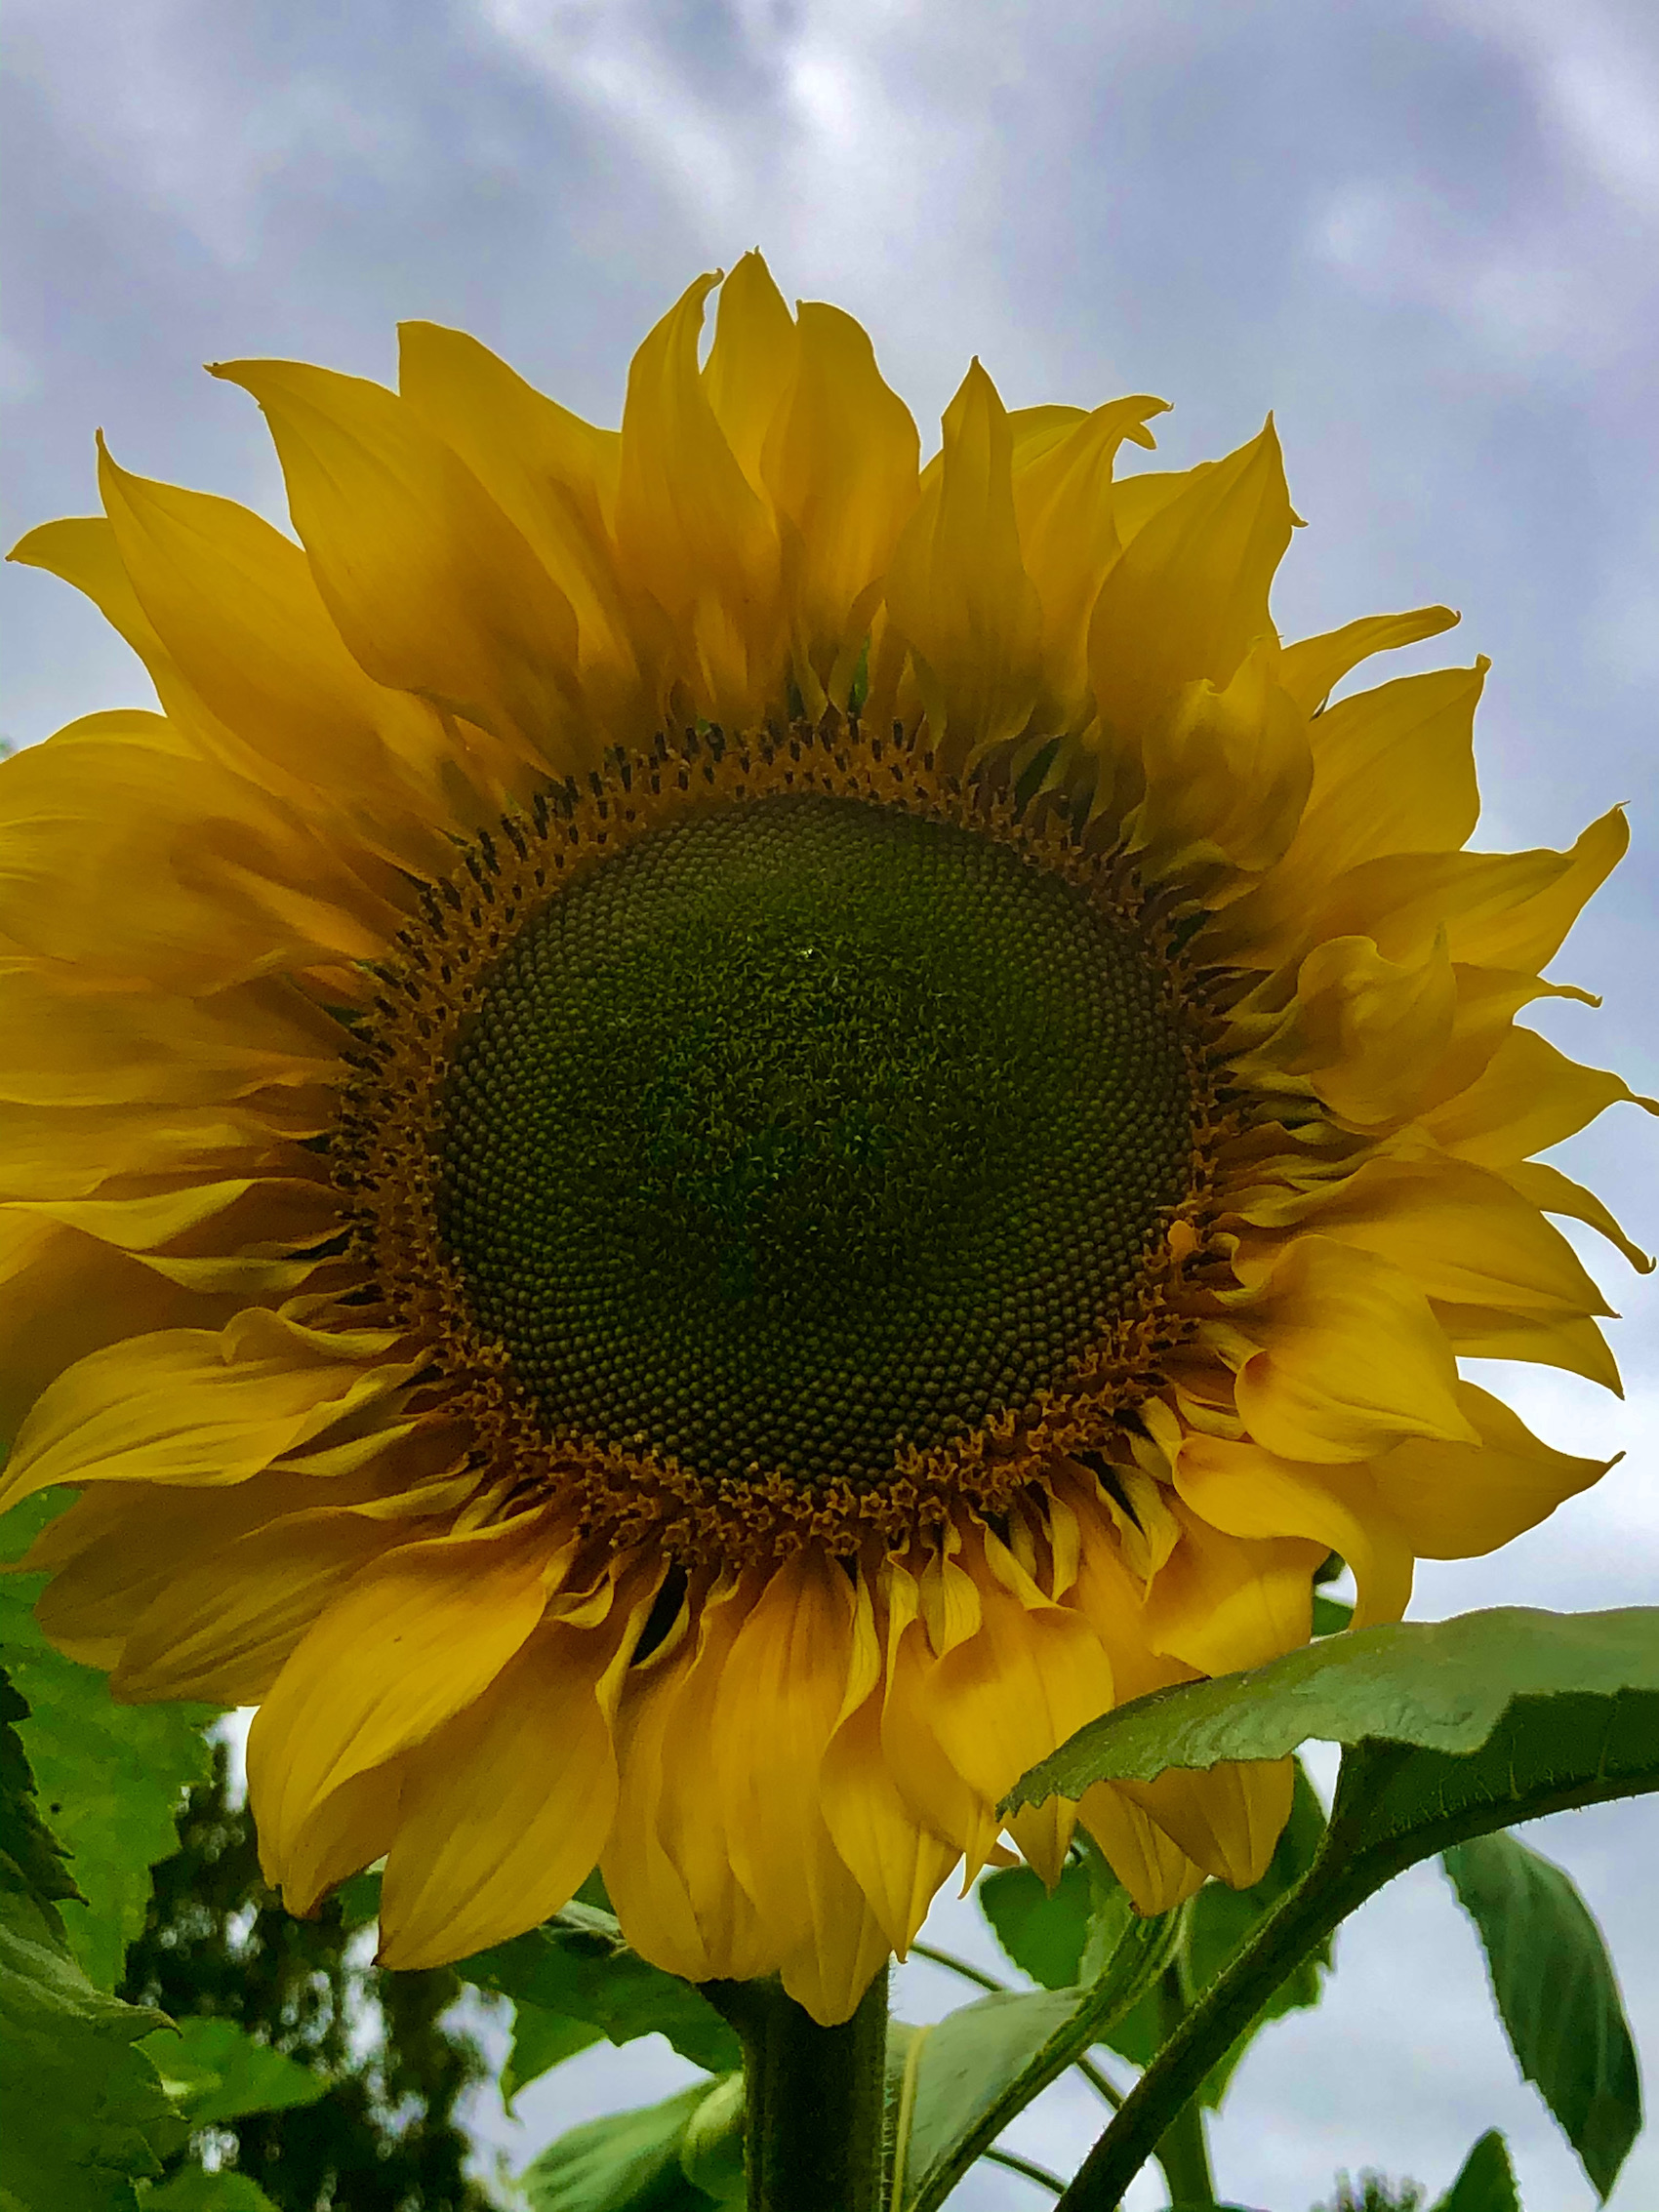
[5,1,1656,2203]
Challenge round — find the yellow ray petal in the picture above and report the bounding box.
[268,1760,406,1917]
[884,359,1043,759]
[1430,1302,1622,1391]
[379,1577,654,1969]
[1089,419,1295,752]
[1501,1161,1653,1275]
[821,1689,960,1954]
[1216,1235,1477,1463]
[614,273,783,724]
[1075,1783,1208,1916]
[111,1507,409,1704]
[211,357,581,761]
[247,1515,563,1897]
[603,1576,776,1986]
[877,1569,998,1870]
[96,440,448,814]
[1306,807,1629,974]
[1249,1155,1614,1319]
[704,251,799,493]
[778,1863,896,2029]
[1011,394,1166,722]
[395,320,652,761]
[1277,604,1460,715]
[709,1548,858,1959]
[762,301,920,702]
[1141,1498,1321,1673]
[923,1543,1114,1817]
[1422,1026,1658,1166]
[1115,1756,1295,1890]
[1173,1433,1413,1629]
[1373,1382,1614,1556]
[1129,638,1312,880]
[0,1320,408,1513]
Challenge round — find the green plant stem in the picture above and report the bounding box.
[908,1941,1125,2109]
[1151,1965,1216,2207]
[985,2144,1067,2192]
[1053,1744,1413,2210]
[705,1969,890,2212]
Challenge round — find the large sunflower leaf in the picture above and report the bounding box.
[503,2000,606,2111]
[456,1902,742,2076]
[893,1894,1176,2212]
[1019,1614,1659,2208]
[1003,1607,1659,1806]
[517,2079,717,2211]
[1442,1832,1640,2200]
[0,1491,220,1991]
[0,1667,184,2212]
[142,2174,282,2211]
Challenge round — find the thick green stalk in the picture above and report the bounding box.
[1150,1965,1216,2207]
[706,1970,890,2212]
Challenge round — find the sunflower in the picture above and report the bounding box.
[2,254,1651,2030]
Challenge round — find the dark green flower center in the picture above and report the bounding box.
[435,793,1195,1491]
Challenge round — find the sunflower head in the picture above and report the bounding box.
[3,252,1651,2025]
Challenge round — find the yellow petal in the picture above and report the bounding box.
[268,1762,405,1918]
[1502,1161,1653,1274]
[95,441,448,815]
[1422,1026,1659,1166]
[248,1516,562,1899]
[1117,1757,1295,1890]
[1173,1433,1413,1629]
[1076,1783,1207,1916]
[1213,661,1486,964]
[1232,929,1458,1128]
[0,1096,317,1206]
[1011,394,1166,722]
[1430,1303,1621,1391]
[1277,604,1460,715]
[0,1321,407,1513]
[614,273,782,724]
[603,1576,776,1987]
[821,1690,959,1955]
[1216,1235,1477,1463]
[1141,1497,1320,1673]
[1248,1156,1614,1319]
[709,1549,857,1959]
[379,1577,653,1969]
[704,251,799,493]
[1309,807,1629,974]
[883,359,1043,759]
[211,357,581,760]
[777,1865,894,2029]
[1373,1382,1613,1556]
[1129,638,1312,879]
[1089,419,1295,751]
[877,1569,999,1871]
[923,1537,1114,1815]
[762,301,920,702]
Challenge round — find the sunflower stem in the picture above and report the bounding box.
[707,1968,890,2212]
[1151,1965,1217,2205]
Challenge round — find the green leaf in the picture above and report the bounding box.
[139,2016,331,2126]
[1442,1833,1639,2200]
[1,1492,220,1990]
[676,2072,745,2205]
[456,1902,741,2076]
[1432,2130,1520,2212]
[518,2081,715,2211]
[142,2172,282,2211]
[1011,1614,1659,2206]
[0,1658,185,2212]
[979,1857,1094,1990]
[1004,1607,1659,1808]
[503,1999,605,2111]
[892,1894,1175,2212]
